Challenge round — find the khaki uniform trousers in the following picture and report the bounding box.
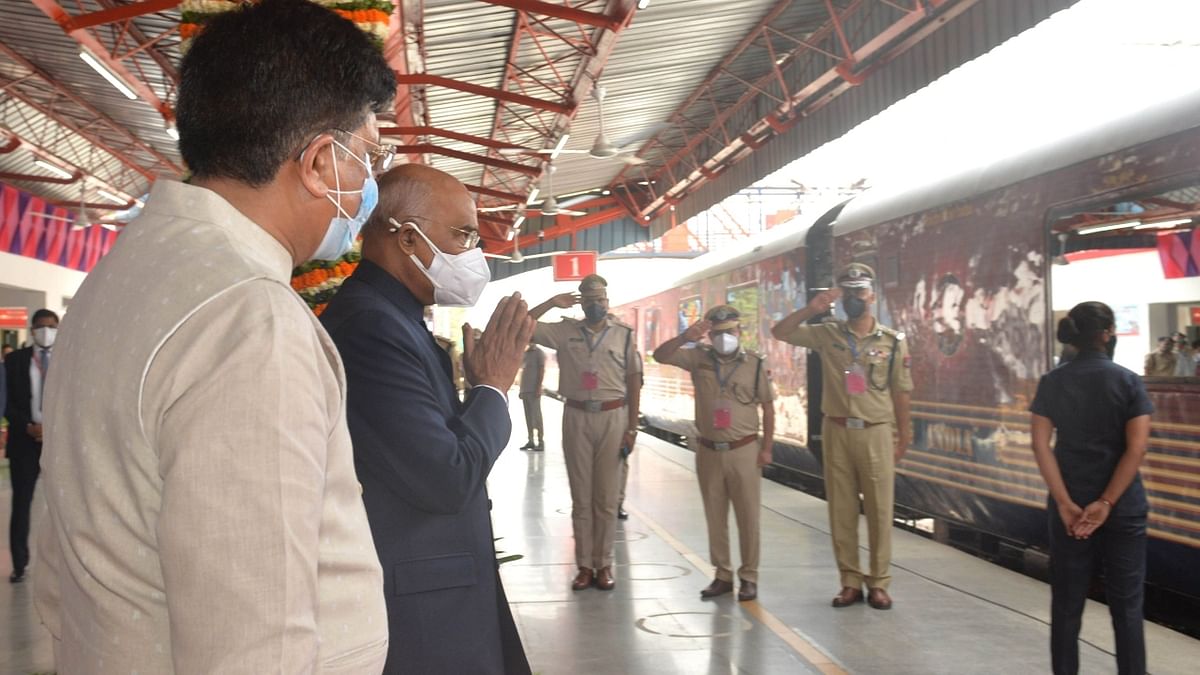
[520,394,544,443]
[822,418,894,590]
[694,440,761,584]
[563,405,625,569]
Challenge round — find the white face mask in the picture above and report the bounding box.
[33,326,57,348]
[395,218,491,307]
[713,332,739,356]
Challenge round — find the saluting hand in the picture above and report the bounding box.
[463,293,536,392]
[807,288,840,314]
[549,292,580,309]
[683,320,711,342]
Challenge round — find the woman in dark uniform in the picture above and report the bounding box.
[1030,301,1152,675]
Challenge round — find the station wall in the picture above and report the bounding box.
[0,251,86,343]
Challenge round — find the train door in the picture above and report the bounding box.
[1046,176,1200,599]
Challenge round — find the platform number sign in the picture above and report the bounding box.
[552,251,598,282]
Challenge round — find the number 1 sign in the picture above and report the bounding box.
[552,251,598,281]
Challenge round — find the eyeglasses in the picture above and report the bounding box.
[449,225,481,250]
[333,128,395,172]
[388,217,480,250]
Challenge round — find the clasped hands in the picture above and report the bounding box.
[463,293,536,392]
[1058,499,1111,540]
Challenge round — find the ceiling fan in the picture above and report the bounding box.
[483,238,564,264]
[478,164,585,216]
[500,85,667,166]
[27,180,123,231]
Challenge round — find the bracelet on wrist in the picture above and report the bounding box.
[1098,498,1113,508]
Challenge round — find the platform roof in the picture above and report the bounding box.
[0,0,1076,255]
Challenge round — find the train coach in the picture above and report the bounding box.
[610,89,1200,604]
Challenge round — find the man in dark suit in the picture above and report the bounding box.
[320,164,533,674]
[5,308,59,582]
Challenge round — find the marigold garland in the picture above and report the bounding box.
[179,0,395,52]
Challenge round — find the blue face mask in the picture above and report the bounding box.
[311,140,378,261]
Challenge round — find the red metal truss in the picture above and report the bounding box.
[469,0,639,246]
[610,0,979,220]
[0,41,181,190]
[30,0,183,123]
[0,129,136,202]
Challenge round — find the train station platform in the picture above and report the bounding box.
[2,397,1199,674]
[495,399,1200,675]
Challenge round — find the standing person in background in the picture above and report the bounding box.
[1030,301,1151,675]
[34,1,394,671]
[321,164,532,674]
[4,309,57,583]
[771,263,912,610]
[1143,336,1177,377]
[654,306,774,601]
[1172,333,1193,377]
[530,275,642,591]
[520,341,546,451]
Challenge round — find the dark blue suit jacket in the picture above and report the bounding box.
[320,260,529,675]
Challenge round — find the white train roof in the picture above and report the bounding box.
[833,87,1200,236]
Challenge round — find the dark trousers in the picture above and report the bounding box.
[1049,512,1147,675]
[520,396,543,445]
[8,443,42,573]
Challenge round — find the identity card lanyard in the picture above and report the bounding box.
[844,330,867,396]
[709,351,741,430]
[580,325,610,391]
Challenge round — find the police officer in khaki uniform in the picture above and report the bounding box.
[771,263,913,610]
[530,274,642,591]
[519,341,546,450]
[654,305,774,602]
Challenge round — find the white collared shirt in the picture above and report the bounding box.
[29,346,51,424]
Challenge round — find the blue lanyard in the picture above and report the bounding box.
[581,325,610,354]
[708,350,742,392]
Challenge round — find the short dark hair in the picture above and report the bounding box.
[31,309,59,325]
[176,0,395,186]
[1056,302,1114,350]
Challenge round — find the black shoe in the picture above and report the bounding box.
[617,506,628,520]
[519,441,534,450]
[533,444,544,452]
[9,570,25,583]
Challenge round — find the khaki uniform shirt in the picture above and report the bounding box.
[659,344,773,441]
[35,181,388,674]
[520,347,546,395]
[1144,350,1178,377]
[777,318,913,424]
[534,317,641,400]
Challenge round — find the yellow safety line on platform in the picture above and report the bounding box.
[623,501,849,675]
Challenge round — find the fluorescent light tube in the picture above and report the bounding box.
[549,134,570,160]
[1077,220,1141,236]
[79,49,137,100]
[1133,217,1191,230]
[505,229,517,241]
[33,158,73,179]
[526,188,540,205]
[98,189,125,203]
[513,215,526,229]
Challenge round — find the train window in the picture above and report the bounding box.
[678,296,703,335]
[725,283,760,351]
[643,308,659,354]
[1047,177,1200,375]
